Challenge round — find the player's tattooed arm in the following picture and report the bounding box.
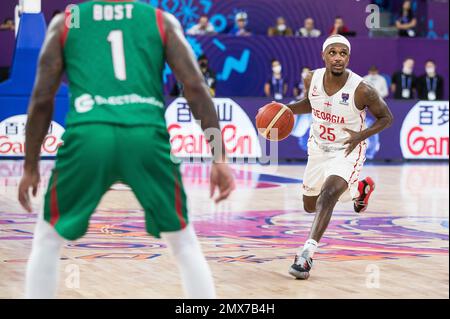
[19,14,64,212]
[24,14,65,172]
[343,82,394,156]
[286,71,313,114]
[163,12,226,163]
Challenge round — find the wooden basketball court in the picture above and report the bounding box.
[0,160,448,298]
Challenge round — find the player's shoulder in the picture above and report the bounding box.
[159,9,182,31]
[304,71,314,83]
[355,80,380,102]
[47,12,65,37]
[306,68,323,82]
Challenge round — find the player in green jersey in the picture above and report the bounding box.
[18,0,235,299]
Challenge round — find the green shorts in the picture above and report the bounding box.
[43,124,188,240]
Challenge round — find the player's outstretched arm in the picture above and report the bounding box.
[162,12,235,202]
[24,14,64,172]
[286,71,313,114]
[343,82,394,156]
[163,12,225,161]
[19,14,65,212]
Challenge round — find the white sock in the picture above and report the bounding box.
[25,218,64,299]
[161,224,216,299]
[299,239,318,259]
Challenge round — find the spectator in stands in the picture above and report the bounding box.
[297,18,321,38]
[0,18,15,31]
[172,56,216,97]
[363,66,389,98]
[395,0,417,37]
[198,55,217,97]
[186,15,216,35]
[329,16,350,36]
[268,17,293,37]
[170,82,184,97]
[417,60,444,101]
[229,12,251,36]
[264,59,288,101]
[391,58,417,99]
[293,67,311,100]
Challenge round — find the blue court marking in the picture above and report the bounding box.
[257,173,301,184]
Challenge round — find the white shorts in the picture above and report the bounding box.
[302,139,367,202]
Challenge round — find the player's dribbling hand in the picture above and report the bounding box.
[343,128,365,157]
[18,169,40,212]
[210,162,236,203]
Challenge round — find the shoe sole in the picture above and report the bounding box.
[359,177,376,213]
[288,267,310,280]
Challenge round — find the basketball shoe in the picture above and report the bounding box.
[353,177,375,213]
[288,250,313,280]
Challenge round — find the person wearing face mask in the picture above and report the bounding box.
[268,17,293,37]
[417,60,444,101]
[198,55,217,97]
[363,66,389,99]
[293,67,312,100]
[391,58,417,99]
[264,59,288,100]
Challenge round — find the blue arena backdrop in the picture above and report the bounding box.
[164,35,449,99]
[1,1,448,98]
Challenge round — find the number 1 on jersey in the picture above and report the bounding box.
[107,30,127,81]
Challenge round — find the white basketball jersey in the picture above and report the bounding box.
[308,68,366,152]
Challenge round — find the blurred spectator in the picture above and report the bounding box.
[363,66,389,98]
[186,16,216,35]
[391,58,417,99]
[329,17,351,36]
[170,82,184,97]
[229,12,251,36]
[417,60,444,101]
[268,17,293,37]
[0,18,15,31]
[264,59,288,101]
[297,18,321,38]
[293,67,311,100]
[395,0,417,37]
[198,55,217,97]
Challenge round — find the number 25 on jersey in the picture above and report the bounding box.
[319,125,336,142]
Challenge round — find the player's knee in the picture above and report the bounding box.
[319,187,342,202]
[303,196,317,213]
[303,202,316,213]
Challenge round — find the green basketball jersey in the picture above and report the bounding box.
[62,0,166,128]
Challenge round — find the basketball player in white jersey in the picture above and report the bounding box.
[285,35,393,279]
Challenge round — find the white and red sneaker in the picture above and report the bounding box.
[354,177,375,213]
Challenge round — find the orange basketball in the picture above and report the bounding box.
[256,102,295,141]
